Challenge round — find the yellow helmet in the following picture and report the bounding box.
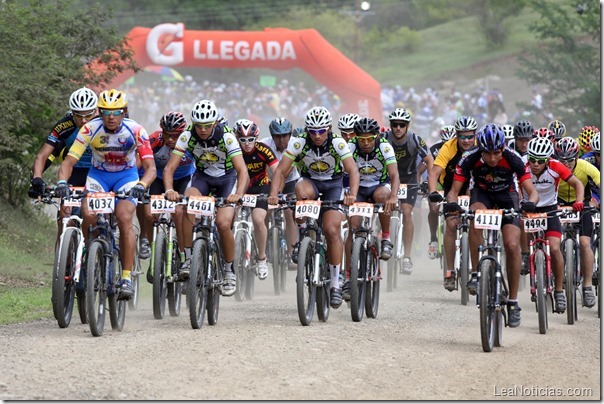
[578,125,598,152]
[98,89,128,109]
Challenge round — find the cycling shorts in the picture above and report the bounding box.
[149,175,191,196]
[356,182,391,203]
[86,166,138,205]
[300,177,343,212]
[246,184,269,211]
[188,170,236,199]
[535,204,562,239]
[470,187,520,228]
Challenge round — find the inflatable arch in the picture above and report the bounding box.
[106,23,383,122]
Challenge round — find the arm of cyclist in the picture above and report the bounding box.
[385,162,400,214]
[519,177,539,213]
[427,165,444,202]
[342,155,359,206]
[566,175,585,211]
[136,155,157,197]
[229,154,250,204]
[444,179,463,214]
[162,152,183,202]
[268,157,294,205]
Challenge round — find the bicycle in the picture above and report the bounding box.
[84,191,132,337]
[184,195,232,329]
[37,186,87,328]
[267,196,290,296]
[443,196,472,306]
[232,195,260,302]
[559,207,583,325]
[147,194,183,319]
[284,198,342,326]
[474,208,518,352]
[348,202,383,322]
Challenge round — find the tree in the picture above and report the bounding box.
[471,0,526,47]
[516,0,600,132]
[0,0,137,205]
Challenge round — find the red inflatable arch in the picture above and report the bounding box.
[104,23,383,122]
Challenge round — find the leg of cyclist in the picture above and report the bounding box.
[115,197,137,299]
[519,227,530,275]
[252,206,269,280]
[580,235,596,307]
[443,216,459,291]
[467,201,486,295]
[549,234,566,312]
[216,205,237,294]
[400,202,415,274]
[372,185,394,260]
[503,223,522,327]
[136,202,150,259]
[344,215,361,301]
[427,201,439,259]
[324,209,345,309]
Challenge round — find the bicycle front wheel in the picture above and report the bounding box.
[479,259,496,352]
[459,232,470,306]
[54,228,78,328]
[365,238,380,319]
[271,227,282,296]
[350,237,367,322]
[86,241,107,337]
[233,230,247,302]
[296,237,316,326]
[535,250,548,334]
[128,245,141,311]
[188,238,209,329]
[152,231,167,319]
[564,238,577,325]
[207,247,221,326]
[109,250,126,332]
[167,240,182,317]
[387,216,398,292]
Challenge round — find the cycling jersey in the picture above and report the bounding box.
[454,148,531,193]
[433,138,474,194]
[348,137,396,188]
[523,159,573,207]
[148,130,194,180]
[243,142,278,187]
[558,158,600,204]
[580,151,601,203]
[386,131,429,184]
[260,136,300,183]
[68,118,153,172]
[173,125,241,177]
[429,141,445,160]
[46,113,93,169]
[284,132,351,181]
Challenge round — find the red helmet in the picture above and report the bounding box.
[533,127,556,142]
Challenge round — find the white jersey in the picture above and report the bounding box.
[260,137,300,183]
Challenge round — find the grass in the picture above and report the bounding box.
[0,286,53,324]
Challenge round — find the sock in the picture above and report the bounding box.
[225,261,233,272]
[179,251,185,262]
[184,247,191,260]
[122,269,131,281]
[330,264,340,289]
[381,232,390,240]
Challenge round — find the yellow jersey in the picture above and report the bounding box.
[558,159,600,203]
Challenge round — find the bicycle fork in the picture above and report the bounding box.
[73,232,85,283]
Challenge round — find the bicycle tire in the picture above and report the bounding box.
[296,237,316,326]
[316,245,330,323]
[152,231,167,319]
[279,239,287,293]
[387,216,398,293]
[365,238,380,319]
[271,227,281,295]
[188,238,209,329]
[479,259,496,352]
[460,232,470,306]
[535,250,548,334]
[109,250,126,332]
[564,238,576,325]
[350,237,366,322]
[233,231,247,302]
[54,228,78,328]
[207,246,221,325]
[593,240,600,319]
[86,241,106,337]
[167,240,182,317]
[245,246,255,301]
[128,247,141,311]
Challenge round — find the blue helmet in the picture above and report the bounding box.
[269,117,293,136]
[477,123,506,151]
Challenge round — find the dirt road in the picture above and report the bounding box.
[0,254,600,400]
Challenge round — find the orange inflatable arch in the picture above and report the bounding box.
[106,23,383,122]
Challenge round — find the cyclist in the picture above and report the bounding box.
[555,137,600,308]
[140,111,193,280]
[548,119,566,145]
[578,126,598,157]
[424,125,456,260]
[581,131,600,205]
[427,116,478,291]
[234,118,279,280]
[509,119,533,161]
[163,100,249,297]
[446,123,539,327]
[30,87,98,242]
[525,137,584,313]
[261,117,300,270]
[268,106,359,309]
[385,107,434,274]
[342,117,399,299]
[502,124,514,146]
[337,113,360,142]
[55,89,157,300]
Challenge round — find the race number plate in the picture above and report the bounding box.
[473,209,503,231]
[593,211,600,224]
[458,195,470,211]
[88,192,115,214]
[349,202,374,218]
[150,195,176,214]
[523,213,548,233]
[397,184,407,200]
[559,206,580,224]
[295,200,321,220]
[63,186,85,207]
[241,194,257,208]
[187,196,215,217]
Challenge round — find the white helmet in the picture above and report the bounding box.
[590,131,600,152]
[305,106,332,129]
[527,137,554,159]
[191,100,218,123]
[440,125,456,141]
[337,113,360,130]
[69,87,98,112]
[388,108,411,122]
[501,124,515,141]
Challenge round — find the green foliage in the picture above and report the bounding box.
[516,0,600,132]
[472,0,526,47]
[0,287,53,325]
[0,0,137,205]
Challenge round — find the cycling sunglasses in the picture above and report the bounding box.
[194,122,215,129]
[458,134,475,140]
[73,111,96,119]
[358,136,377,144]
[528,156,548,164]
[239,137,256,144]
[391,122,408,128]
[308,127,329,136]
[100,109,123,117]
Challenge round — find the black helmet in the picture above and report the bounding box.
[514,119,534,139]
[354,117,380,135]
[269,117,293,136]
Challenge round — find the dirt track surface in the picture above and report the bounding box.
[0,254,600,401]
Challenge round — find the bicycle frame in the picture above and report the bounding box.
[528,231,553,297]
[476,228,506,310]
[233,206,257,273]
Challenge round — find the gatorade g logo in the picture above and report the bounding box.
[147,23,184,66]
